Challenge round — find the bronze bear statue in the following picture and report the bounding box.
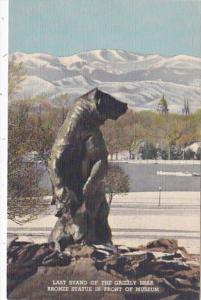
[48,88,127,250]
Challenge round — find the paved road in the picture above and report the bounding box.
[114,162,200,192]
[109,192,200,254]
[8,192,200,254]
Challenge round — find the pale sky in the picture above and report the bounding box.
[9,0,201,56]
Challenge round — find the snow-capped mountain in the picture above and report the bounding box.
[9,49,201,112]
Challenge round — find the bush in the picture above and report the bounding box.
[105,164,129,207]
[160,149,168,160]
[140,142,157,159]
[170,146,183,160]
[184,149,195,160]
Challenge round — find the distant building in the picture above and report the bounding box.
[182,99,190,115]
[157,95,168,114]
[184,142,201,158]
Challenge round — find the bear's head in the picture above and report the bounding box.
[94,89,128,120]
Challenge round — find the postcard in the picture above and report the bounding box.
[3,1,201,299]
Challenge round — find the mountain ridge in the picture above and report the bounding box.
[10,49,201,112]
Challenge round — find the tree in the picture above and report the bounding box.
[8,99,63,195]
[8,103,44,201]
[102,119,123,160]
[102,109,145,160]
[9,62,25,99]
[105,164,129,208]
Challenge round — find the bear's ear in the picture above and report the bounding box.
[95,97,101,112]
[97,98,101,106]
[96,97,107,116]
[96,97,109,122]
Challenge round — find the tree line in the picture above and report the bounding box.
[102,109,201,160]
